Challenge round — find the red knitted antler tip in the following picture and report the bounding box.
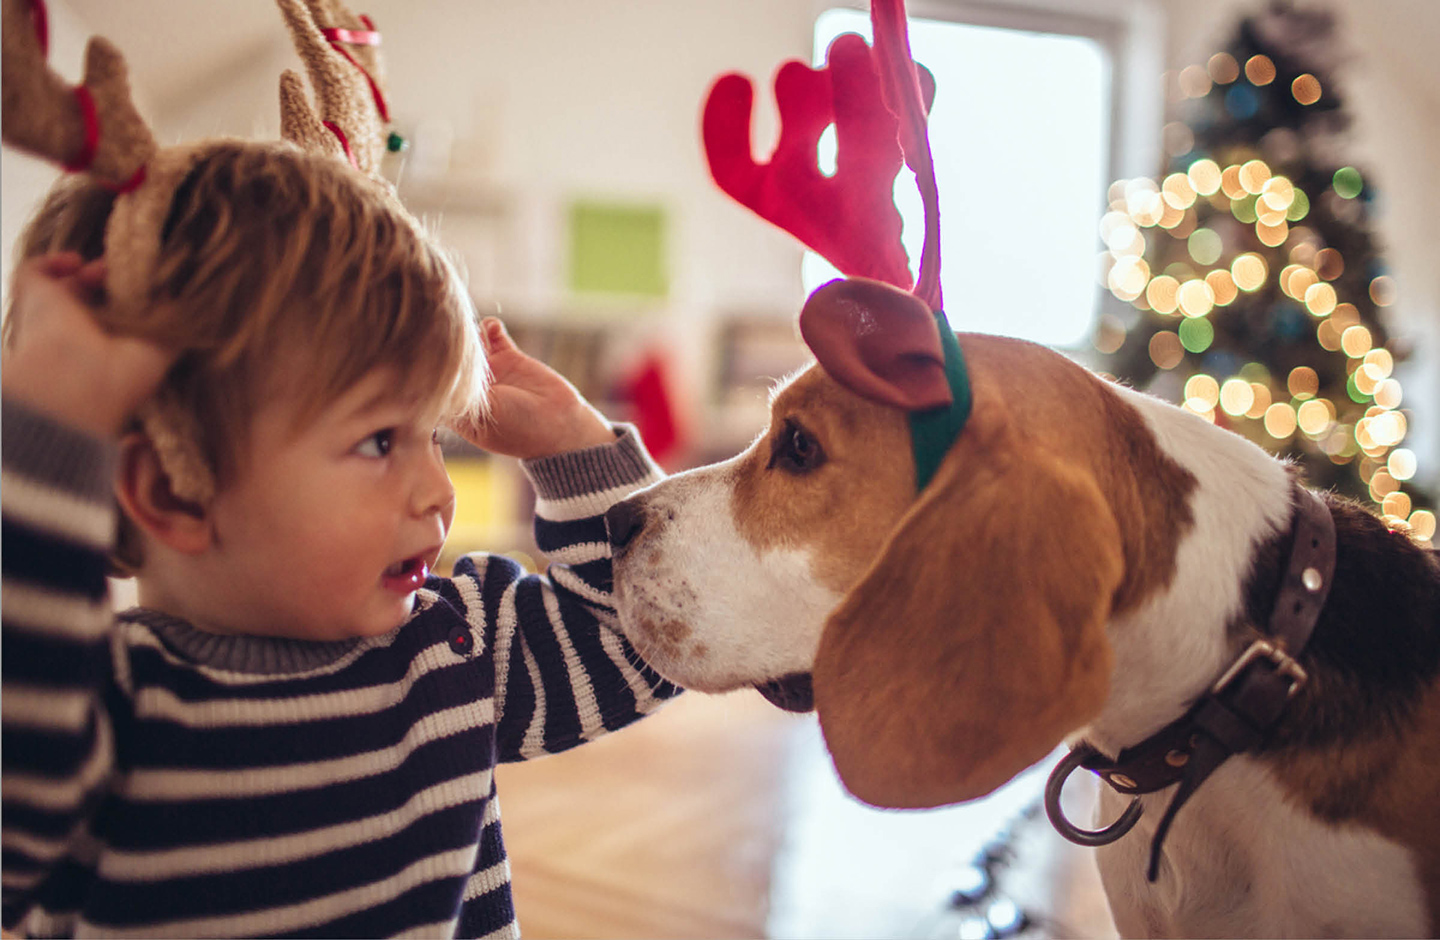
[701,0,943,306]
[871,0,943,311]
[701,32,913,290]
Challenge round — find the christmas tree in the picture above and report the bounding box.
[1093,1,1433,545]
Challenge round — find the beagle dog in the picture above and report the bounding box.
[605,280,1440,937]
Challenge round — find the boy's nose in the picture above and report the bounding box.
[412,451,455,518]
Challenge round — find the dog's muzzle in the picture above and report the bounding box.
[605,498,647,556]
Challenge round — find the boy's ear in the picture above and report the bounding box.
[114,431,212,555]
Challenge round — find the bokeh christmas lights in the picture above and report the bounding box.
[1093,5,1432,544]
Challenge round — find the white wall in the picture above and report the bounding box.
[3,0,1436,480]
[137,0,829,314]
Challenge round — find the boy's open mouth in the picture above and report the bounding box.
[381,555,429,593]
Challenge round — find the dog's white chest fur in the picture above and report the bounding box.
[1097,758,1428,938]
[1084,385,1295,750]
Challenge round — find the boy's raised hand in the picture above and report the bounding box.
[2,252,177,439]
[455,317,615,460]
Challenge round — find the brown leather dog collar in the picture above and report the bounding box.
[1044,484,1337,882]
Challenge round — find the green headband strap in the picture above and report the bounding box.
[908,312,972,492]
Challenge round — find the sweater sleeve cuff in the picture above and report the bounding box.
[520,424,662,502]
[2,396,118,507]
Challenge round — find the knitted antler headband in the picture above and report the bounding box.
[702,0,970,490]
[1,0,394,502]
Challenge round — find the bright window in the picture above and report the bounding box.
[805,9,1112,348]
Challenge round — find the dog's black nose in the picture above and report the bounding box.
[605,499,648,552]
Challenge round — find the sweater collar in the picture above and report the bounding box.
[119,607,364,674]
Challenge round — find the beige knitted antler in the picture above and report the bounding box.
[276,0,389,177]
[1,0,155,186]
[2,0,396,506]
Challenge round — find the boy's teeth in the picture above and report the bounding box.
[385,560,406,577]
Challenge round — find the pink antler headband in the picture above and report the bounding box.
[702,32,931,291]
[701,0,970,489]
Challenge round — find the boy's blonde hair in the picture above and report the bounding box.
[10,140,488,568]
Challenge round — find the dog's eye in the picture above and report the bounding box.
[770,420,826,474]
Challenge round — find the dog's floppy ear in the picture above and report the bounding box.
[812,402,1123,808]
[799,277,952,410]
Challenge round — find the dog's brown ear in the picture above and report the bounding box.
[799,277,952,410]
[812,403,1123,808]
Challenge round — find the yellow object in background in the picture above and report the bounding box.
[442,457,533,572]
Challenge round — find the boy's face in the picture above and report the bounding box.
[194,365,456,640]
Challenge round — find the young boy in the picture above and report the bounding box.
[1,144,680,938]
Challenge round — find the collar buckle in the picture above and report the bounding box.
[1045,485,1336,883]
[1211,637,1308,701]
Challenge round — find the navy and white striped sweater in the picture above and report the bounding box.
[1,398,681,938]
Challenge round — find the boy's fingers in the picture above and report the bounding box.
[76,258,107,289]
[16,254,106,307]
[40,252,83,273]
[35,251,84,277]
[74,260,109,306]
[12,260,52,295]
[481,316,516,354]
[445,410,493,449]
[11,265,61,309]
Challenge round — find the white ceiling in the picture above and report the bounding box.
[63,0,1440,122]
[66,1,300,115]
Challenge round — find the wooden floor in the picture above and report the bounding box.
[497,693,796,938]
[496,692,1118,939]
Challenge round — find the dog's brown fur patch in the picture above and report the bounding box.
[955,333,1197,618]
[1089,380,1199,616]
[722,332,1200,809]
[729,334,1196,616]
[730,367,916,594]
[1358,687,1440,930]
[1265,682,1440,931]
[812,395,1124,806]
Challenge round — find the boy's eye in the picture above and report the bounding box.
[356,429,395,458]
